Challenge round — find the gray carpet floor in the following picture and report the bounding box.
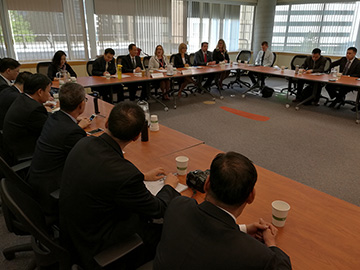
[1,75,359,269]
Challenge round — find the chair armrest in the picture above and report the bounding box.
[94,233,143,267]
[11,160,32,173]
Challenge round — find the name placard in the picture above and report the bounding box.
[182,70,193,75]
[151,73,164,78]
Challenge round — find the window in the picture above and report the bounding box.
[0,23,7,58]
[272,2,360,55]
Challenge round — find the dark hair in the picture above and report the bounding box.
[52,50,67,67]
[312,48,321,55]
[104,48,115,55]
[208,152,257,206]
[128,44,136,51]
[23,73,52,95]
[108,102,145,141]
[261,41,268,46]
[201,42,208,47]
[0,58,21,73]
[14,71,32,85]
[347,47,357,54]
[59,82,85,113]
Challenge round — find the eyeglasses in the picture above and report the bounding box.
[85,97,88,102]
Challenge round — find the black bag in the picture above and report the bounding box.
[261,86,274,98]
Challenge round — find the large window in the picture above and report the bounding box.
[187,1,254,53]
[0,23,6,58]
[272,2,360,55]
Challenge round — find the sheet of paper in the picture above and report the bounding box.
[151,73,164,78]
[144,179,188,195]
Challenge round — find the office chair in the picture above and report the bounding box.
[36,62,52,76]
[281,55,308,96]
[189,53,195,66]
[86,60,95,76]
[170,54,176,65]
[142,56,151,69]
[318,57,332,105]
[228,50,252,89]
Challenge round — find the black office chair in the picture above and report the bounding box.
[36,62,52,76]
[281,55,308,96]
[116,55,127,66]
[86,60,95,76]
[319,57,332,105]
[228,50,252,89]
[142,56,151,69]
[170,54,176,65]
[189,53,195,66]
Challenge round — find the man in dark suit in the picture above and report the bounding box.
[92,48,120,103]
[3,73,52,165]
[294,48,327,103]
[122,43,147,101]
[325,47,360,108]
[194,42,216,91]
[60,102,180,270]
[28,82,91,215]
[0,71,32,130]
[0,58,21,92]
[154,152,292,270]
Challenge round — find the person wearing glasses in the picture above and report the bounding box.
[28,82,90,216]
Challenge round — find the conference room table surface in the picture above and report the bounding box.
[131,143,360,270]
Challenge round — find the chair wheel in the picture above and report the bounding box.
[242,94,246,98]
[356,120,360,124]
[212,98,216,101]
[295,106,300,111]
[220,96,224,100]
[285,104,290,108]
[174,105,177,109]
[164,107,169,112]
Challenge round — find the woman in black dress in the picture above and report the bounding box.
[47,50,77,80]
[213,39,230,89]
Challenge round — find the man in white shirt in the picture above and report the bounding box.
[248,41,274,87]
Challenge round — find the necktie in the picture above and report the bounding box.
[343,60,351,75]
[204,53,207,63]
[261,51,265,66]
[132,57,136,68]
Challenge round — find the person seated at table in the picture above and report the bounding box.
[0,71,32,130]
[60,102,180,270]
[325,47,360,109]
[293,48,326,103]
[154,151,292,270]
[3,73,52,165]
[122,43,147,101]
[149,44,171,100]
[47,50,77,80]
[92,48,120,103]
[28,82,91,216]
[213,39,230,90]
[248,41,274,88]
[173,43,197,97]
[194,42,216,92]
[0,57,21,92]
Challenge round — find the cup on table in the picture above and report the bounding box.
[105,73,110,79]
[271,200,290,227]
[298,68,304,74]
[149,115,159,131]
[53,93,59,101]
[244,60,248,64]
[281,66,285,71]
[238,60,242,64]
[337,72,342,80]
[175,156,189,176]
[70,76,77,82]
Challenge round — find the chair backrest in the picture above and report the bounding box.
[189,53,195,66]
[290,55,307,70]
[87,60,95,76]
[170,54,176,65]
[116,55,126,66]
[0,178,71,269]
[271,52,277,67]
[324,57,332,73]
[236,50,251,62]
[142,56,151,69]
[36,62,52,76]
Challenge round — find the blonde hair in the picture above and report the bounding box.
[178,43,187,54]
[154,45,164,57]
[216,39,227,52]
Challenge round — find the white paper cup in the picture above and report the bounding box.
[244,60,248,64]
[272,200,290,227]
[70,76,77,82]
[150,115,159,131]
[105,73,110,79]
[175,156,189,175]
[281,66,285,71]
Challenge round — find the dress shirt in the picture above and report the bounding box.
[217,205,247,233]
[255,49,274,67]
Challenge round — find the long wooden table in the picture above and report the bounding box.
[132,143,360,270]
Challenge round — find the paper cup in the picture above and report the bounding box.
[70,76,77,82]
[272,200,290,227]
[175,156,189,175]
[281,66,285,71]
[105,73,110,79]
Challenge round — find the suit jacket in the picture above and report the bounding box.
[121,54,143,73]
[212,49,230,64]
[301,55,327,73]
[194,49,213,66]
[0,74,11,92]
[92,56,116,76]
[154,197,292,270]
[255,49,274,67]
[47,62,77,80]
[0,85,21,130]
[28,110,86,215]
[60,133,180,270]
[330,57,360,77]
[173,53,191,68]
[3,93,48,164]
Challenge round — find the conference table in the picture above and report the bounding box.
[80,98,360,270]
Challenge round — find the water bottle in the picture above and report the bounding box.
[166,63,174,76]
[331,68,337,78]
[93,91,100,114]
[295,65,299,74]
[137,100,150,125]
[141,120,149,142]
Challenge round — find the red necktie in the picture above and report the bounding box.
[204,53,207,63]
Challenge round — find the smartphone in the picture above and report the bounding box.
[89,114,96,121]
[86,128,104,135]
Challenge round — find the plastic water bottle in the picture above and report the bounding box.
[295,65,299,74]
[137,100,150,125]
